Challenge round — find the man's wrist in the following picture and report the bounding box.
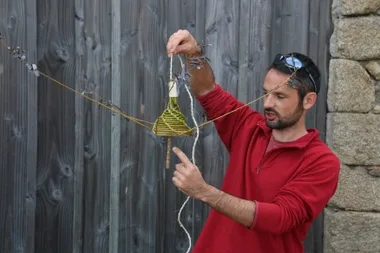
[199,184,223,207]
[187,42,202,57]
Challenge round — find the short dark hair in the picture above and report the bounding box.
[268,53,321,100]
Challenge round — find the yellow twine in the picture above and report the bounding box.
[0,37,298,253]
[0,38,296,138]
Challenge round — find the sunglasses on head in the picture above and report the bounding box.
[273,54,317,93]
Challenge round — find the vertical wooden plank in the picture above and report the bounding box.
[34,0,76,252]
[79,0,112,252]
[195,0,206,41]
[135,1,167,252]
[0,0,38,252]
[25,0,38,252]
[139,1,167,252]
[120,0,167,252]
[237,0,251,102]
[280,0,310,54]
[304,0,321,130]
[110,0,121,251]
[73,0,85,252]
[314,0,333,142]
[270,0,282,58]
[245,0,272,113]
[118,0,143,252]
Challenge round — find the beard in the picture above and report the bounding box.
[264,103,304,130]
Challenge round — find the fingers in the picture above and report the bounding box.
[172,147,192,166]
[175,162,187,174]
[172,164,186,192]
[166,29,195,56]
[173,169,186,182]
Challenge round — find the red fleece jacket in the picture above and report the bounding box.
[192,84,340,253]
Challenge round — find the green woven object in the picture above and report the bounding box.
[153,80,192,168]
[153,97,192,136]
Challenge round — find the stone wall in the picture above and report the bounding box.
[325,0,380,252]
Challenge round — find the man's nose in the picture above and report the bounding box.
[263,94,275,109]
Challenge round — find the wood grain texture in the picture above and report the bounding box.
[73,0,85,252]
[110,0,121,251]
[25,0,38,252]
[79,0,112,252]
[118,0,143,252]
[0,0,37,252]
[35,0,76,252]
[0,1,332,253]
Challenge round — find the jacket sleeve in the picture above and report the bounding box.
[196,84,263,152]
[250,152,340,234]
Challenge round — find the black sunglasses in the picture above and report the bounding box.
[274,54,317,93]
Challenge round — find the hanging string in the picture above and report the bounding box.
[0,37,295,138]
[175,55,200,253]
[1,34,298,252]
[0,38,154,131]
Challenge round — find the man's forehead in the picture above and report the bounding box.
[263,69,293,92]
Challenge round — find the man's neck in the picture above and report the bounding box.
[272,124,308,142]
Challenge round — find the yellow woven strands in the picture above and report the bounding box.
[152,96,192,137]
[153,78,192,168]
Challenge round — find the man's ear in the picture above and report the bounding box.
[303,92,317,110]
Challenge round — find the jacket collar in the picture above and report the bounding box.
[257,118,320,149]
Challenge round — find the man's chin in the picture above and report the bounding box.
[265,119,279,129]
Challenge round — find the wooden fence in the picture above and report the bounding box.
[0,0,332,252]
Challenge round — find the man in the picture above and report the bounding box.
[167,29,340,253]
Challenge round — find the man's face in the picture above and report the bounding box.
[262,68,304,130]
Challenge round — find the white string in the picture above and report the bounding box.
[169,54,173,80]
[173,55,200,253]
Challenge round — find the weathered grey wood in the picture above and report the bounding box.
[110,0,121,251]
[246,0,272,113]
[315,0,333,142]
[0,1,332,253]
[119,1,168,252]
[134,1,165,252]
[118,0,143,252]
[25,0,38,252]
[0,0,38,252]
[237,0,252,102]
[34,0,76,252]
[79,0,112,252]
[73,0,85,253]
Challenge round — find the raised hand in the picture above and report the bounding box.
[166,29,201,57]
[172,147,210,199]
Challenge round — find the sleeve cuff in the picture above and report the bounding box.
[250,201,259,229]
[250,201,281,232]
[195,84,221,102]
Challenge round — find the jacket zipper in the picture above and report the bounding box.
[256,147,281,174]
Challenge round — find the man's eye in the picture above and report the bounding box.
[277,95,285,99]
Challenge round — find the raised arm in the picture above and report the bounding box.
[166,29,215,96]
[166,30,262,151]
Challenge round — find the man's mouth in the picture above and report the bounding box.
[265,111,278,121]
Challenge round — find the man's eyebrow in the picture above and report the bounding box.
[263,88,287,96]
